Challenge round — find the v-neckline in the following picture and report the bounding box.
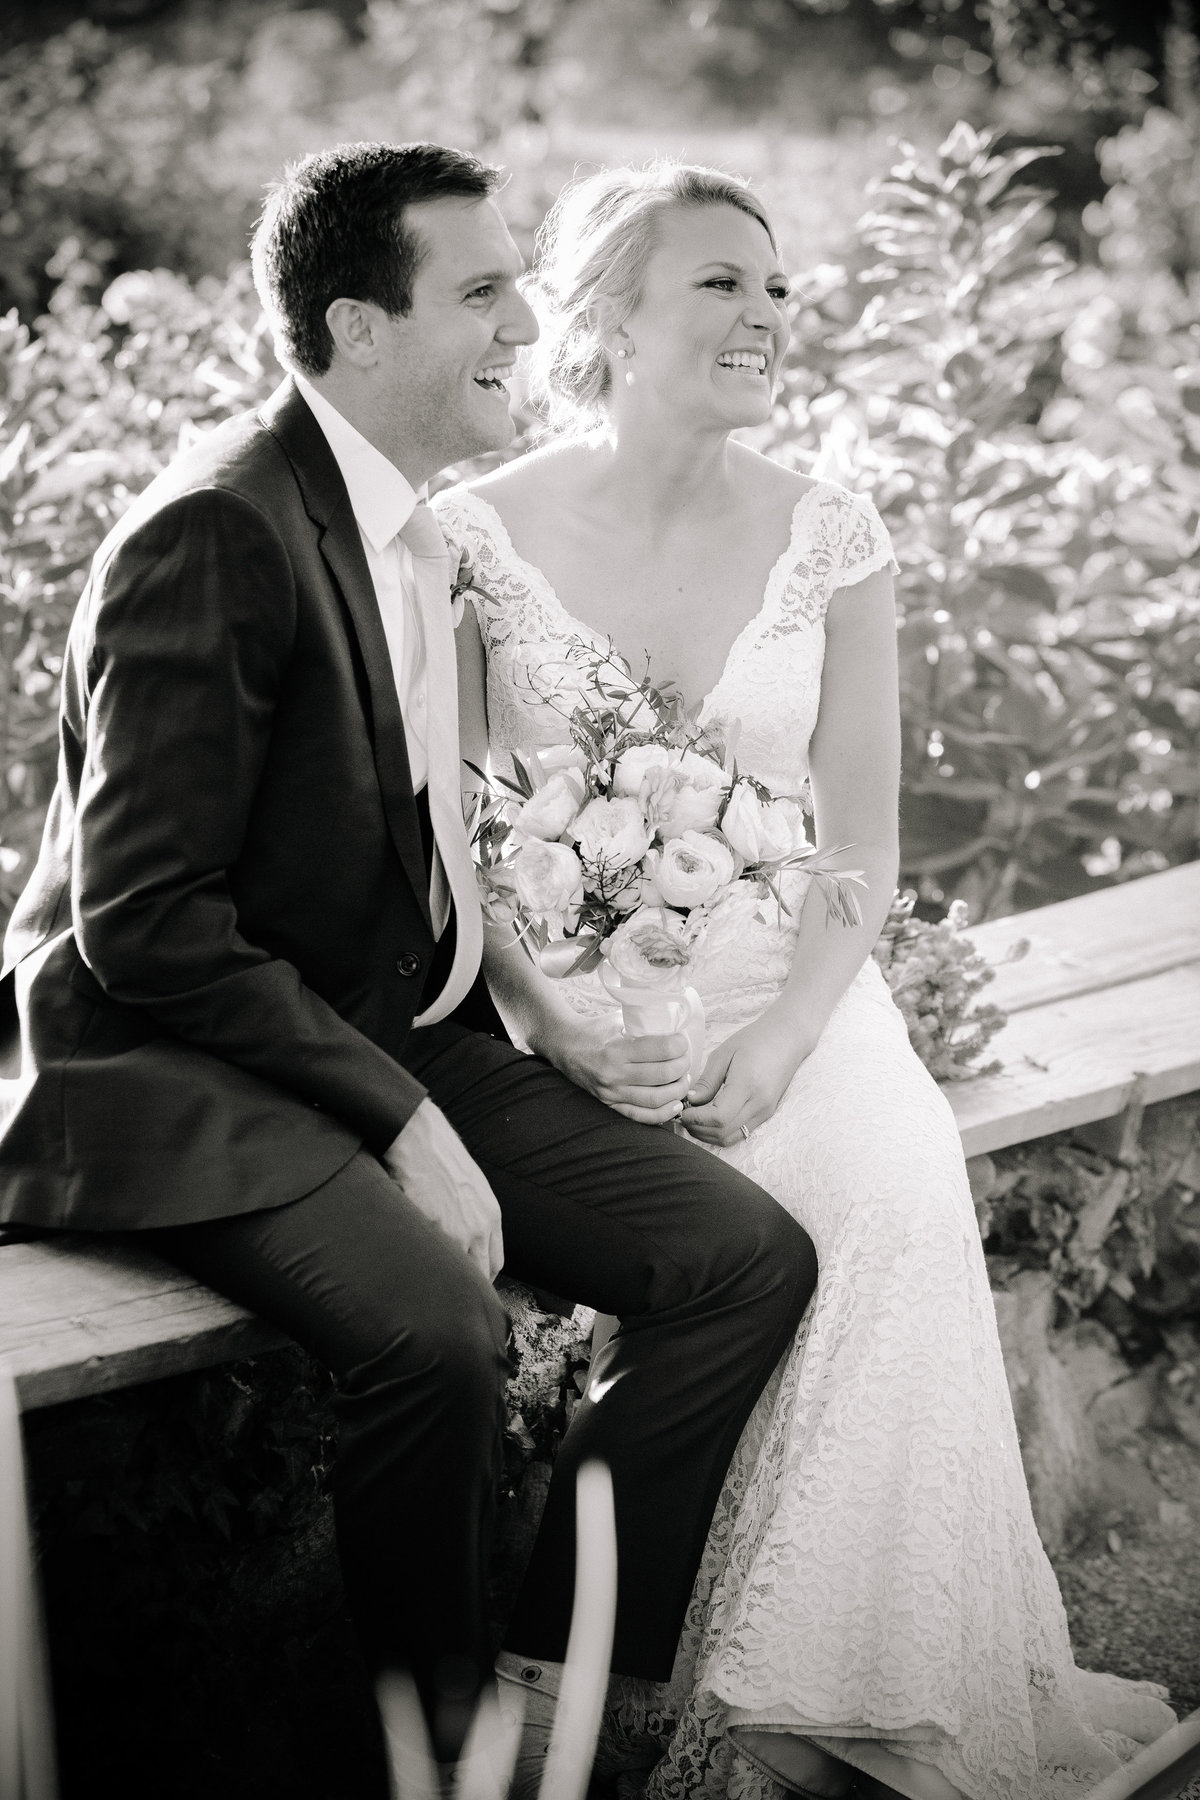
[457,482,826,715]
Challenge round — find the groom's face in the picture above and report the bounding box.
[372,195,537,477]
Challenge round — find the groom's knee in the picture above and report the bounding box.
[720,1180,818,1328]
[341,1277,511,1439]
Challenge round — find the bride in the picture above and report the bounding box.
[433,164,1173,1800]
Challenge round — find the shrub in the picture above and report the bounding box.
[0,251,278,915]
[764,121,1200,917]
[0,7,565,321]
[871,888,1018,1080]
[975,1094,1200,1368]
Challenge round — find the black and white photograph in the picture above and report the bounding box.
[1,2,1198,1797]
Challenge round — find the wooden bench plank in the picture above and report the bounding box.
[948,962,1200,1157]
[966,862,1200,1015]
[0,1238,286,1410]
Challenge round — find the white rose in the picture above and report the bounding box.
[648,831,738,909]
[511,839,584,919]
[646,748,729,837]
[603,907,694,988]
[538,743,589,779]
[720,783,806,864]
[572,796,653,881]
[511,768,586,841]
[611,743,670,798]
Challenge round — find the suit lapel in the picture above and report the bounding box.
[261,380,433,933]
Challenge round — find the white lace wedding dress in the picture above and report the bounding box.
[433,480,1174,1800]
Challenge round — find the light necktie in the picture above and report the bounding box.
[398,501,483,1026]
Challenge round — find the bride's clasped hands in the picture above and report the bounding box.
[681,1005,820,1147]
[529,1003,820,1144]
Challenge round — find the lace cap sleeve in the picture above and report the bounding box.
[836,489,899,592]
[430,483,500,633]
[430,482,473,563]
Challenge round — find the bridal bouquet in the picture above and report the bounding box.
[468,637,865,1070]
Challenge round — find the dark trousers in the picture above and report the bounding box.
[151,1023,816,1753]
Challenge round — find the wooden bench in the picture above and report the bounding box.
[950,859,1200,1155]
[3,860,1199,1415]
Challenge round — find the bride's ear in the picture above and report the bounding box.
[590,297,632,369]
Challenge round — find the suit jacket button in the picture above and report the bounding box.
[395,952,422,978]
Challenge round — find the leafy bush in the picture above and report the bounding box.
[764,121,1200,917]
[0,251,278,914]
[975,1094,1200,1367]
[0,7,564,320]
[871,888,1018,1079]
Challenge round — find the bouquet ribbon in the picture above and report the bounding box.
[599,965,707,1084]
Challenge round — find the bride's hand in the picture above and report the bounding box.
[681,1011,818,1146]
[553,1017,694,1126]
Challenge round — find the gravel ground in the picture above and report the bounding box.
[1050,1429,1200,1798]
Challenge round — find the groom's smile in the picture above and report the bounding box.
[473,361,516,394]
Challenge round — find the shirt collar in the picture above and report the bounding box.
[294,373,423,554]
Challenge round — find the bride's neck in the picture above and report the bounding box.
[588,417,737,526]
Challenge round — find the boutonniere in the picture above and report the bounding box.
[449,547,495,630]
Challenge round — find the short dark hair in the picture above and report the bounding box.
[251,141,501,376]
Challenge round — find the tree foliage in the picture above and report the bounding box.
[0,250,277,912]
[0,4,565,319]
[687,0,1192,96]
[762,119,1200,914]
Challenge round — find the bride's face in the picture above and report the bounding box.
[614,203,790,429]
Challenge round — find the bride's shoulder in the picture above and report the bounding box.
[734,450,888,548]
[469,437,595,507]
[732,444,861,512]
[731,444,824,515]
[439,436,600,546]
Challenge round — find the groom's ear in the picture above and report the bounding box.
[325,297,386,370]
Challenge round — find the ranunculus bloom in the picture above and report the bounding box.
[572,796,653,881]
[720,782,807,864]
[649,830,738,909]
[645,748,729,837]
[512,768,586,841]
[604,907,693,988]
[511,839,584,919]
[611,743,670,798]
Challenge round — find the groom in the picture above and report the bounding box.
[0,142,816,1769]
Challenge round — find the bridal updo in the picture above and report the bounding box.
[528,163,778,431]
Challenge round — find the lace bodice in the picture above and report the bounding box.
[433,479,897,797]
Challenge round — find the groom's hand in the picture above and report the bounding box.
[557,1020,693,1125]
[383,1099,504,1281]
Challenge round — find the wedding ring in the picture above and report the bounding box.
[738,1123,750,1141]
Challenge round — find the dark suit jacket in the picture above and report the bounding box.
[0,379,446,1230]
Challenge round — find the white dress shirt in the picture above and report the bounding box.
[294,374,429,792]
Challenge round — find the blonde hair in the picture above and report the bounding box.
[528,162,778,432]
